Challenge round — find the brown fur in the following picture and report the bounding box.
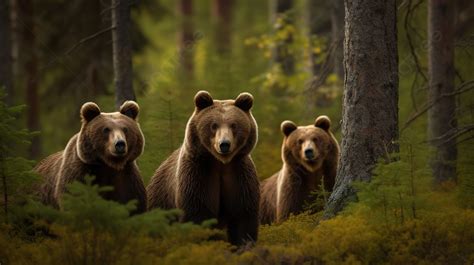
[260,116,339,224]
[147,91,260,246]
[35,101,147,214]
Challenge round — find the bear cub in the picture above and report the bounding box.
[36,101,147,214]
[260,116,339,224]
[147,91,260,246]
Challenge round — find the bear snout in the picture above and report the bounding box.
[304,148,315,160]
[114,140,127,155]
[219,140,231,154]
[301,140,318,161]
[214,126,234,155]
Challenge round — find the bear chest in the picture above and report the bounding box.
[204,161,243,215]
[86,164,133,202]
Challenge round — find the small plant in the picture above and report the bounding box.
[0,89,38,224]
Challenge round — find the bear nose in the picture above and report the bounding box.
[219,140,231,154]
[304,148,315,160]
[115,140,126,154]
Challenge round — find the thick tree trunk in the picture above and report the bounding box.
[112,0,135,110]
[428,0,457,184]
[273,0,294,77]
[19,0,41,158]
[212,0,233,55]
[325,0,399,217]
[330,0,344,79]
[0,0,13,105]
[178,0,194,78]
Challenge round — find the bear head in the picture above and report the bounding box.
[77,101,145,170]
[280,116,333,172]
[187,90,258,164]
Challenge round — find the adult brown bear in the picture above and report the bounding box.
[35,101,147,214]
[260,116,339,224]
[147,91,259,246]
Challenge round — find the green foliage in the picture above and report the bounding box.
[3,1,474,264]
[350,142,431,226]
[245,13,323,94]
[0,90,38,223]
[1,177,219,265]
[259,213,320,246]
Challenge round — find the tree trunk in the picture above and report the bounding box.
[428,0,457,184]
[178,0,194,78]
[18,0,41,158]
[307,0,331,76]
[9,0,19,86]
[212,0,233,55]
[331,0,344,79]
[0,0,13,105]
[112,0,135,110]
[325,0,399,217]
[274,0,294,76]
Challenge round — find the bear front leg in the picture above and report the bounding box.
[126,163,147,214]
[54,155,87,208]
[175,158,219,224]
[227,214,259,246]
[226,158,260,245]
[323,152,338,192]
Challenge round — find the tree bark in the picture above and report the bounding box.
[307,0,331,76]
[9,0,19,86]
[112,0,135,110]
[331,0,344,79]
[212,0,233,55]
[428,0,457,184]
[178,0,194,78]
[0,0,13,105]
[18,0,41,158]
[274,0,294,76]
[325,0,399,217]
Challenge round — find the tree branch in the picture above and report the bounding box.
[404,0,427,82]
[401,80,474,132]
[64,26,116,56]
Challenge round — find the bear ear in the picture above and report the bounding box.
[120,101,140,120]
[315,115,331,131]
[80,102,101,123]
[194,90,214,110]
[281,120,297,136]
[235,92,254,111]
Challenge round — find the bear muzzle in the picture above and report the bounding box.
[219,140,231,154]
[301,141,319,163]
[304,148,315,160]
[214,126,234,155]
[114,140,127,155]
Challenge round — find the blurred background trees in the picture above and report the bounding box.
[0,0,474,263]
[112,0,136,109]
[0,0,471,201]
[0,0,472,201]
[427,0,457,185]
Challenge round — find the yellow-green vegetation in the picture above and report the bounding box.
[1,130,474,264]
[2,180,474,264]
[2,0,474,264]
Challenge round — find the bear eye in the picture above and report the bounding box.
[123,127,128,133]
[298,139,303,145]
[103,127,110,134]
[230,123,237,130]
[211,123,218,131]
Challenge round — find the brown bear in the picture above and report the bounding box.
[147,90,259,246]
[35,101,147,214]
[259,116,339,224]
